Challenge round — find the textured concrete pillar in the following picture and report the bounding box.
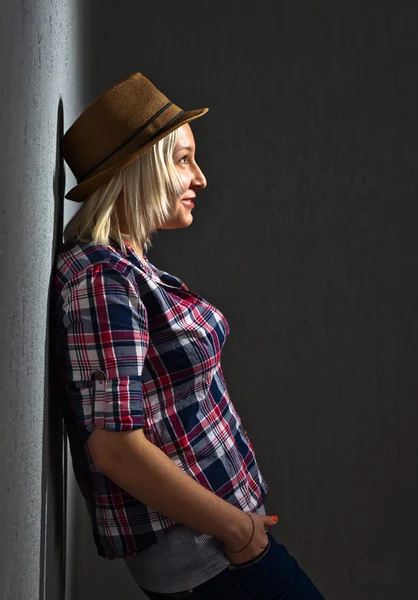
[0,1,82,598]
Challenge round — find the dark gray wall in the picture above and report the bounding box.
[62,2,418,599]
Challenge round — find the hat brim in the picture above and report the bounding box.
[65,107,208,202]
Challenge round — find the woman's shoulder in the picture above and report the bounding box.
[55,238,137,290]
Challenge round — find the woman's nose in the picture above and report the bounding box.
[194,166,207,189]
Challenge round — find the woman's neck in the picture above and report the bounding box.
[116,193,144,259]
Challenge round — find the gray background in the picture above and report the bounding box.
[1,1,417,599]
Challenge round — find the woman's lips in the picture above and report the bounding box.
[181,200,194,208]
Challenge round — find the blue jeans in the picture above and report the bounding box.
[139,531,326,599]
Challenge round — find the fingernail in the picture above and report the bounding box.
[272,515,278,522]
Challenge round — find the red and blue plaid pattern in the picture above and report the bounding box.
[54,238,268,559]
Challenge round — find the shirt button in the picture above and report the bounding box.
[92,371,106,382]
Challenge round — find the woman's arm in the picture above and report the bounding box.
[88,427,253,547]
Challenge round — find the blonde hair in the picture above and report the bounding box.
[63,127,184,256]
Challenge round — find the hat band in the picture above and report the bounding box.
[78,101,184,183]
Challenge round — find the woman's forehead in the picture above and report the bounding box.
[175,123,195,147]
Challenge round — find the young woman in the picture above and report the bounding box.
[55,72,326,599]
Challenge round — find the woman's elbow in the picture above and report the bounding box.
[87,426,147,474]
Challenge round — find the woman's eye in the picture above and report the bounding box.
[179,155,189,164]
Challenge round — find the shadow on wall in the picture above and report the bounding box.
[39,97,66,600]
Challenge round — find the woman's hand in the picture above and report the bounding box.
[224,513,278,565]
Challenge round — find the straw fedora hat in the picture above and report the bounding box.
[62,72,209,202]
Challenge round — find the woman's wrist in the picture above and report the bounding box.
[226,512,255,552]
[220,509,255,547]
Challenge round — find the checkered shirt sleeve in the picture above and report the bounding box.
[60,262,149,442]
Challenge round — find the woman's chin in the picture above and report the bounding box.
[159,213,193,230]
[178,214,193,228]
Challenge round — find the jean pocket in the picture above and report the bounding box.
[228,538,272,570]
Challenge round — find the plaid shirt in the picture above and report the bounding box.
[54,238,268,560]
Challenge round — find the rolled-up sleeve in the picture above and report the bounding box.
[58,262,149,441]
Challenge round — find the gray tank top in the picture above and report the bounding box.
[123,503,267,594]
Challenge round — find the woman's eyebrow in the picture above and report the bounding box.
[174,145,194,152]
